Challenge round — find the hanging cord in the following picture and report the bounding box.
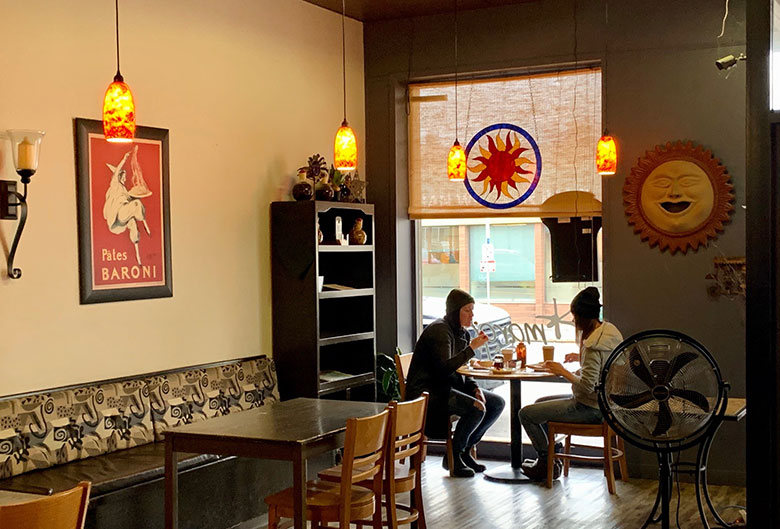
[114,0,122,79]
[454,0,459,142]
[341,0,347,122]
[572,0,582,286]
[717,0,730,39]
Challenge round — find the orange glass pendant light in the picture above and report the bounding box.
[448,140,466,181]
[334,0,357,172]
[596,132,617,175]
[334,119,357,171]
[103,0,135,143]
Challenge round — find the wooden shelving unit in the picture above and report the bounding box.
[271,201,376,401]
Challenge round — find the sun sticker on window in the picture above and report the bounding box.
[464,123,541,209]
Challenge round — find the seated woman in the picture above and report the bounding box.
[519,286,623,481]
[405,289,505,477]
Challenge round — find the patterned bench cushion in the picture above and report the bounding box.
[0,380,154,479]
[147,356,279,440]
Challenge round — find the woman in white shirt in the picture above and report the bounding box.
[519,287,623,481]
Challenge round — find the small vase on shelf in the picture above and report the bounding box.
[292,172,313,201]
[315,176,334,201]
[349,218,367,245]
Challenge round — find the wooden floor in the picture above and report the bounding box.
[418,457,746,529]
[259,456,746,529]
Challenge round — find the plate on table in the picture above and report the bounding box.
[526,363,551,372]
[490,367,515,375]
[469,360,493,370]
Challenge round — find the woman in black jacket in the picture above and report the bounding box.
[406,289,505,477]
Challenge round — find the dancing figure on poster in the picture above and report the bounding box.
[103,145,152,265]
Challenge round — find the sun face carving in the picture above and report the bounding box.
[623,141,734,254]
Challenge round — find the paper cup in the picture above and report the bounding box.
[501,349,514,365]
[542,345,555,362]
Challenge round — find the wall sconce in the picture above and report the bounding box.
[1,129,45,279]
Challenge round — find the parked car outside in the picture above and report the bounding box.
[421,296,513,361]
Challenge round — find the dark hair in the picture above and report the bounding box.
[570,287,602,340]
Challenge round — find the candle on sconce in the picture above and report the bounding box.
[17,137,36,171]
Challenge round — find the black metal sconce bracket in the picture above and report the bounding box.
[0,180,28,279]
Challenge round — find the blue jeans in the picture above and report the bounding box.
[448,388,505,453]
[519,394,602,459]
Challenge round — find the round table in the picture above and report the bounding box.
[457,364,567,483]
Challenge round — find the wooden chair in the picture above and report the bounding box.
[546,421,629,494]
[265,409,389,529]
[320,394,429,529]
[394,349,474,477]
[0,481,91,529]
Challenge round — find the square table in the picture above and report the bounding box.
[164,397,386,529]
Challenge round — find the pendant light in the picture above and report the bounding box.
[596,0,616,175]
[596,132,617,175]
[447,0,466,181]
[103,0,135,143]
[334,0,357,172]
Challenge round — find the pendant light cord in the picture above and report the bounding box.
[342,0,347,122]
[114,0,122,80]
[454,0,459,142]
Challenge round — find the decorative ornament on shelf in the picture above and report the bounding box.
[102,0,135,143]
[329,165,345,201]
[315,174,334,201]
[349,218,367,245]
[292,170,313,201]
[345,170,366,203]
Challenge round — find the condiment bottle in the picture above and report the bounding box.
[515,341,527,368]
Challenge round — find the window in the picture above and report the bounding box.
[412,68,604,443]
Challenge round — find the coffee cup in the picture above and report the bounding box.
[542,345,555,362]
[501,349,514,365]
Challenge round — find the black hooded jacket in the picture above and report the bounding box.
[405,313,478,438]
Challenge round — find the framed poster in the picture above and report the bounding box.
[75,118,172,304]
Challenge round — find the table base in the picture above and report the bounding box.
[483,465,538,483]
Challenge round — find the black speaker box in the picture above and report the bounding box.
[541,216,602,282]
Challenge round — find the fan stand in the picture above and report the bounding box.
[640,394,731,529]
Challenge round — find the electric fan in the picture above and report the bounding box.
[597,330,729,529]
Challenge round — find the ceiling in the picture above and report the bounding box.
[302,0,536,22]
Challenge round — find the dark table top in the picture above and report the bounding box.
[163,398,387,445]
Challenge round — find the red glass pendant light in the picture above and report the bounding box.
[102,0,135,143]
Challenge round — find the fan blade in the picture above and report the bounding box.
[651,400,673,437]
[670,388,710,412]
[628,347,656,389]
[610,391,653,409]
[664,351,698,384]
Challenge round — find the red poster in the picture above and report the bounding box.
[75,119,172,304]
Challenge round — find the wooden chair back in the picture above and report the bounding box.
[0,481,91,529]
[339,409,389,527]
[394,349,413,399]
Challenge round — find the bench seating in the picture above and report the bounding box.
[0,355,288,529]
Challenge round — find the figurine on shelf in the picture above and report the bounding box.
[317,219,324,244]
[345,171,366,203]
[292,170,313,201]
[349,218,367,245]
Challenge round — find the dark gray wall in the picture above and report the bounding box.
[364,0,746,484]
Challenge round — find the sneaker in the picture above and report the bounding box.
[461,450,487,473]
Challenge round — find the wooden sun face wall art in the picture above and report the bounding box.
[623,141,734,254]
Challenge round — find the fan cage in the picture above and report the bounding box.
[598,329,727,453]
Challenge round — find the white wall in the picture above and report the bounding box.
[0,0,365,395]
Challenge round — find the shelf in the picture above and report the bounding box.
[318,245,374,253]
[319,288,374,299]
[318,372,375,395]
[319,331,374,346]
